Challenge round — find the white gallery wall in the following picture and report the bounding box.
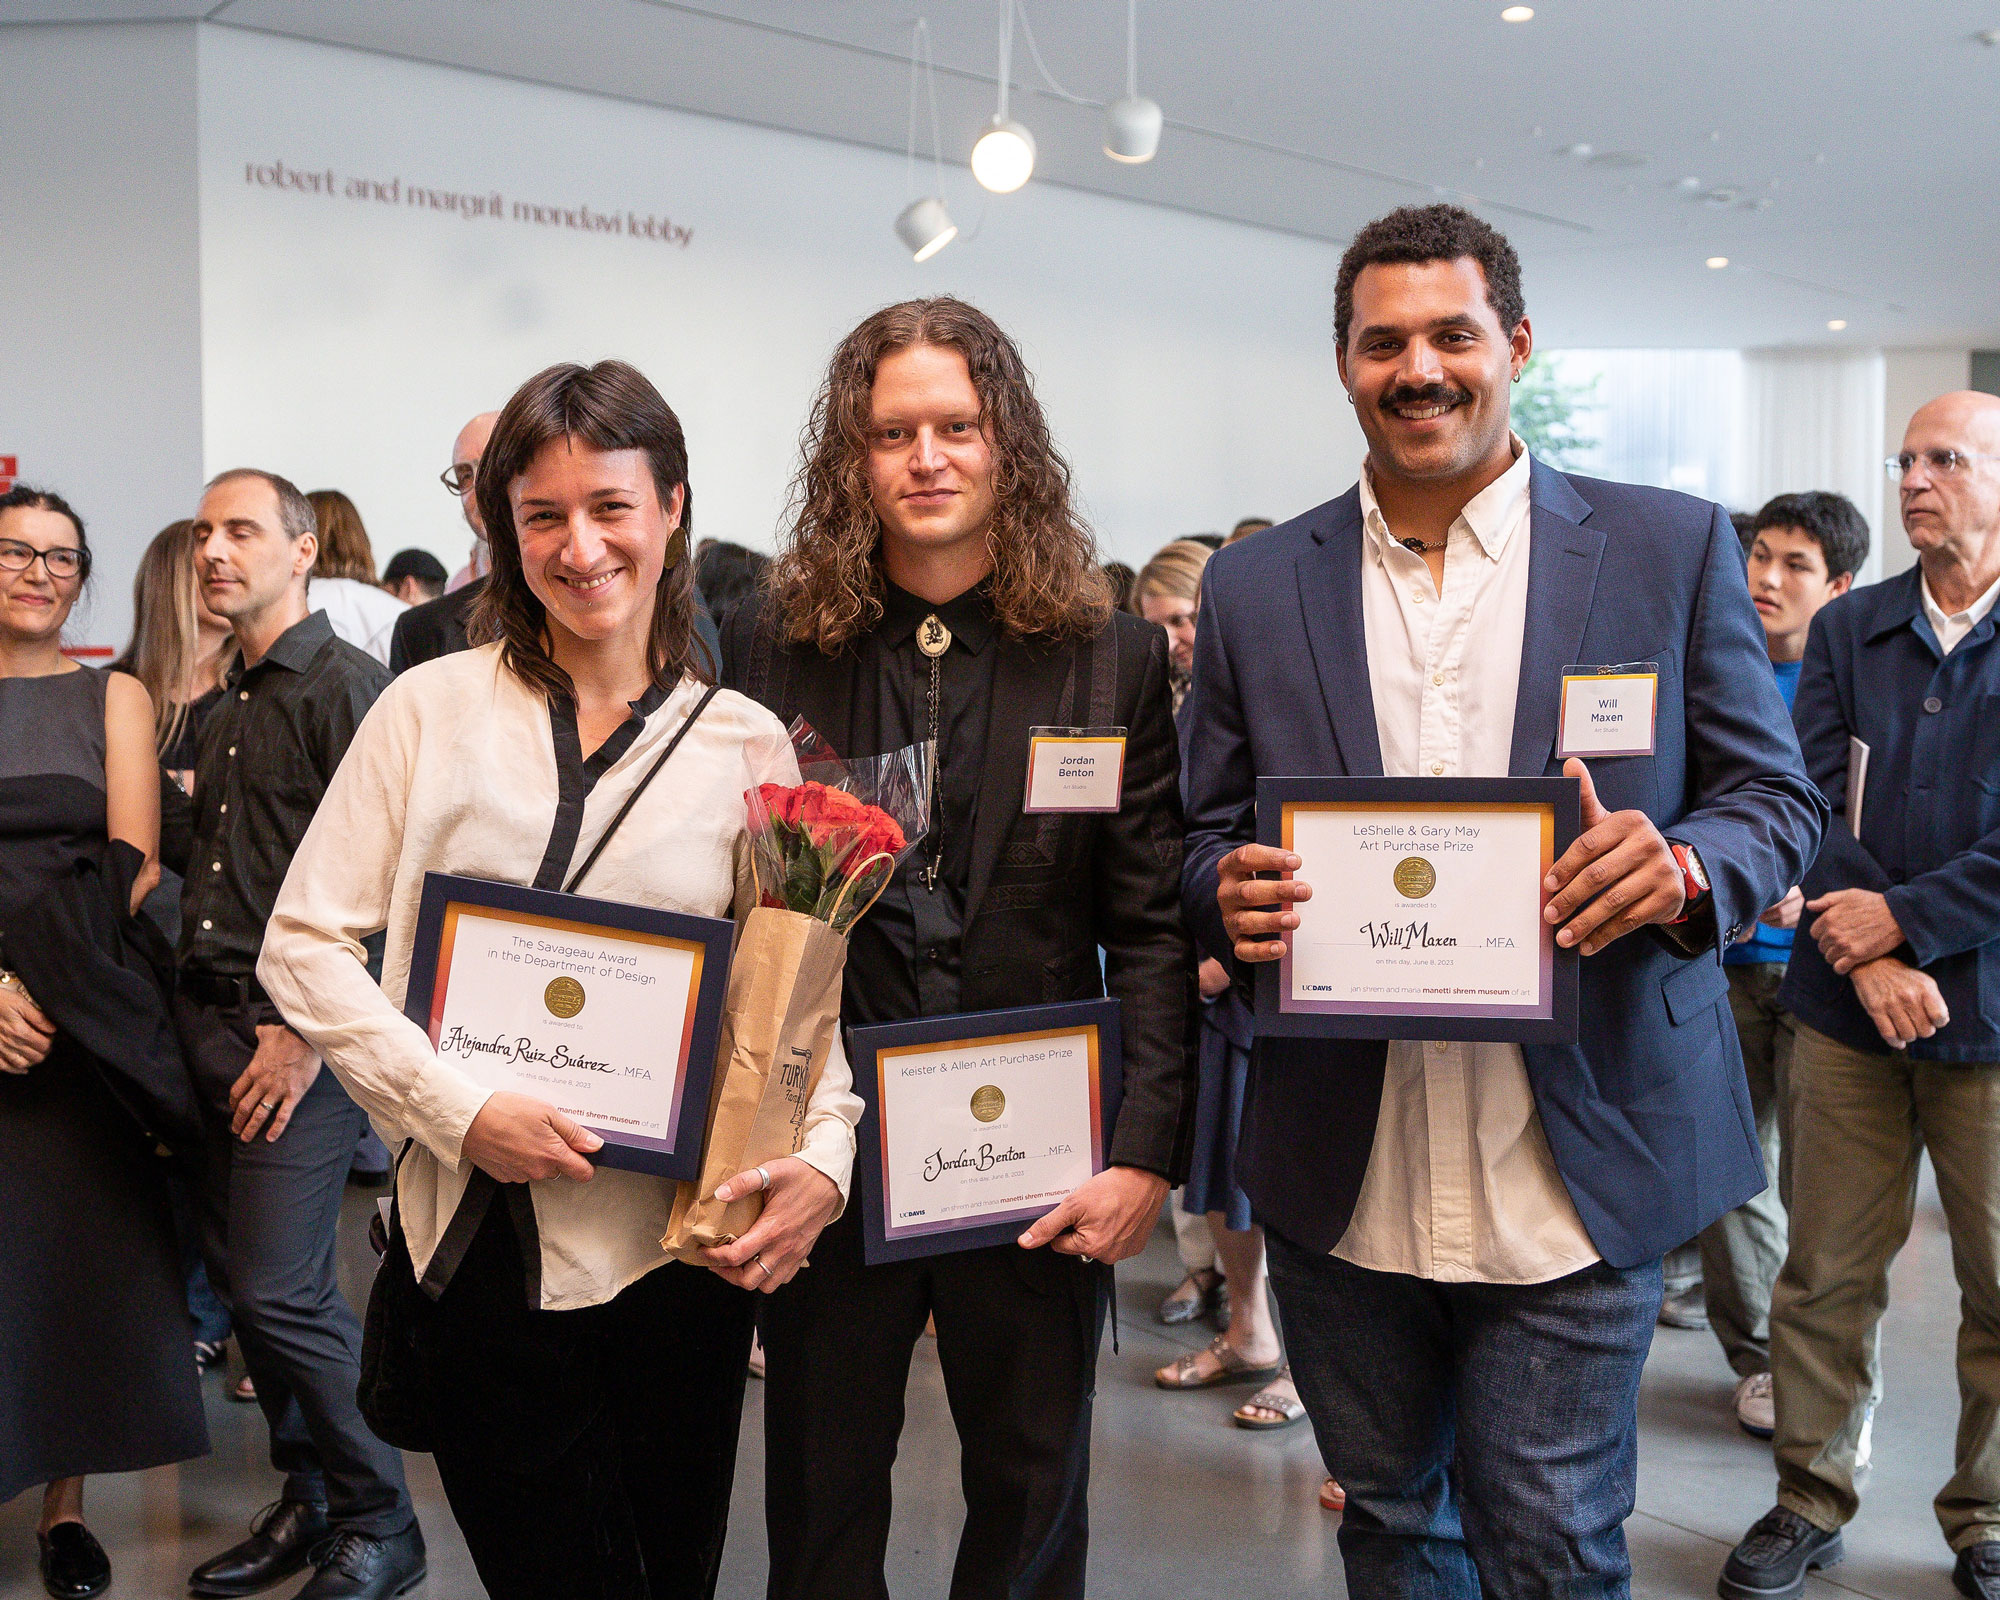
[196,26,1360,593]
[0,22,205,655]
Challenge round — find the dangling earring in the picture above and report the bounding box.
[1512,371,1522,384]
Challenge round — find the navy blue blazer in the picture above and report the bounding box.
[1781,568,2000,1062]
[1180,461,1828,1268]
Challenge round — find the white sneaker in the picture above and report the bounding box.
[1734,1371,1775,1439]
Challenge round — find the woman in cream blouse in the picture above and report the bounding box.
[261,360,859,1600]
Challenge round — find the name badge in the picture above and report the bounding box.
[1556,663,1658,759]
[1023,726,1126,813]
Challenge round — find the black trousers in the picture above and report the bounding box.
[428,1204,758,1600]
[762,1205,1107,1600]
[174,995,413,1536]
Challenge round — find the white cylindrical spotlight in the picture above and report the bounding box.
[971,117,1036,194]
[894,197,958,262]
[1104,95,1163,163]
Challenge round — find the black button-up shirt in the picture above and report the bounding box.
[179,610,390,975]
[839,581,998,1027]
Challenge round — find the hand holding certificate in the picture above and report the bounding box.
[850,1000,1126,1266]
[1246,776,1579,1042]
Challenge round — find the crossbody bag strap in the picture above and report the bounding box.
[563,683,721,894]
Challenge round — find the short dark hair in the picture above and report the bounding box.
[470,360,705,699]
[1749,491,1871,582]
[205,467,316,544]
[0,484,91,582]
[1334,204,1526,351]
[381,547,448,592]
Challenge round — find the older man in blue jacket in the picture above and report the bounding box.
[1720,390,2000,1600]
[1182,205,1825,1600]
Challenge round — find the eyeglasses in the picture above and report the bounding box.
[1886,449,2000,480]
[0,539,84,580]
[440,463,477,496]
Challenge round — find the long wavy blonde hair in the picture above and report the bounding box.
[769,297,1112,652]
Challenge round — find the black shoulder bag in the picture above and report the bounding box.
[358,685,720,1451]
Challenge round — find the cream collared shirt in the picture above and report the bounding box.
[260,646,862,1310]
[1334,444,1602,1285]
[1921,569,2000,654]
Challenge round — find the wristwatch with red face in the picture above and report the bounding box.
[1665,842,1710,925]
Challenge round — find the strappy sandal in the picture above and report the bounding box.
[1233,1366,1306,1430]
[1157,1267,1221,1325]
[1154,1334,1284,1390]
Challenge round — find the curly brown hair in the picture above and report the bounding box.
[770,296,1112,652]
[469,360,707,701]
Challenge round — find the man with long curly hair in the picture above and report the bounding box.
[721,296,1196,1600]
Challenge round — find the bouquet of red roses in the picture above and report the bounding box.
[748,778,920,935]
[662,725,929,1261]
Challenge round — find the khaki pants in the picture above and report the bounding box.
[1698,963,1793,1376]
[1770,1021,2000,1550]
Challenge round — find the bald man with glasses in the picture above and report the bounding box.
[1722,391,2000,1600]
[388,412,497,674]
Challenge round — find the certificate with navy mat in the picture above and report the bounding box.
[402,871,734,1180]
[1253,776,1581,1044]
[850,999,1123,1265]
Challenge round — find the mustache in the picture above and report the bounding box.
[1379,382,1474,413]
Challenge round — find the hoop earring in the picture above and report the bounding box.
[1344,391,1356,406]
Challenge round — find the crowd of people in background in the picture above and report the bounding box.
[5,197,2000,1600]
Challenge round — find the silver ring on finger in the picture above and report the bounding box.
[754,1253,773,1280]
[755,1165,772,1192]
[258,1099,277,1111]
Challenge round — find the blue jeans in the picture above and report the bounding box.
[1267,1232,1662,1600]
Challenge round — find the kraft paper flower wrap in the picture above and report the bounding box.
[662,725,929,1259]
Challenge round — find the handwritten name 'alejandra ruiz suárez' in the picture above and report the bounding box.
[438,1025,614,1074]
[1361,920,1459,949]
[922,1143,1028,1182]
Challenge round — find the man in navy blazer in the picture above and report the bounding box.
[1181,205,1825,1600]
[1718,391,2000,1600]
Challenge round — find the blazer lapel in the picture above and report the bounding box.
[1297,491,1383,777]
[964,634,1075,925]
[1509,462,1606,777]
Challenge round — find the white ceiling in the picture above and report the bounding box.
[8,0,2000,349]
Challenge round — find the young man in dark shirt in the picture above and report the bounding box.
[722,298,1196,1600]
[177,469,422,1600]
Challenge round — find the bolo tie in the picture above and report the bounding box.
[916,613,951,891]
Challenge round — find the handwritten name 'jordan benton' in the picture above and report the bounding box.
[438,1025,615,1074]
[1361,920,1459,949]
[922,1143,1028,1182]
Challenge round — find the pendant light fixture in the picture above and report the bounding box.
[971,0,1036,194]
[1103,0,1162,163]
[894,19,957,261]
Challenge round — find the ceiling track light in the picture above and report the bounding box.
[894,20,956,261]
[972,0,1036,193]
[1104,0,1162,164]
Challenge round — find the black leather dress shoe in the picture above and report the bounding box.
[297,1526,426,1600]
[189,1499,329,1597]
[1957,1541,2000,1599]
[1719,1506,1844,1600]
[38,1523,110,1600]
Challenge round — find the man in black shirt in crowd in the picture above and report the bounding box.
[722,297,1195,1600]
[177,468,423,1600]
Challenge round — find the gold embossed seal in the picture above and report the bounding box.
[970,1085,1006,1122]
[1392,856,1437,900]
[543,976,587,1018]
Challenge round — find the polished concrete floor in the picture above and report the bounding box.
[0,1163,1963,1599]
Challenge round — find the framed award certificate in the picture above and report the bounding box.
[402,872,734,1180]
[849,999,1123,1265]
[1253,777,1581,1043]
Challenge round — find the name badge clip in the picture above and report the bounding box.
[1023,725,1127,814]
[1556,662,1659,759]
